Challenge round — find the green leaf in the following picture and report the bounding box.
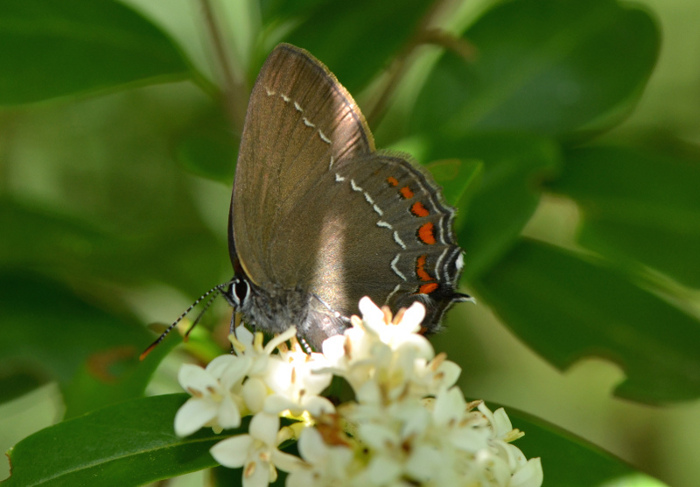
[211,463,288,487]
[0,197,110,276]
[419,134,560,280]
[0,190,227,300]
[0,271,162,415]
[549,145,700,288]
[176,110,240,184]
[0,0,192,105]
[264,0,433,92]
[509,408,667,486]
[61,331,178,419]
[260,0,327,20]
[177,134,238,183]
[412,0,659,137]
[2,394,228,487]
[472,239,700,404]
[425,157,482,213]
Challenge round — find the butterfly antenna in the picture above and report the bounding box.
[139,283,229,361]
[184,284,229,340]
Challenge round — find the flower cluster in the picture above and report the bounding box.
[175,297,543,487]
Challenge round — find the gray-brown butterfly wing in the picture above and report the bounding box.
[231,44,374,287]
[267,151,465,348]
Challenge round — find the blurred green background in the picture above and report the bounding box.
[0,0,699,485]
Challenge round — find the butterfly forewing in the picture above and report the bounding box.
[232,44,373,287]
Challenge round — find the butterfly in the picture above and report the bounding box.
[142,43,467,358]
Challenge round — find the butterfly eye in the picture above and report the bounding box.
[231,279,250,307]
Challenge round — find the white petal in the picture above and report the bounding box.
[218,394,242,429]
[509,457,543,487]
[242,458,270,487]
[174,398,217,436]
[344,326,370,352]
[361,455,401,485]
[299,366,333,395]
[433,387,466,425]
[502,442,527,470]
[357,423,396,450]
[263,394,297,415]
[491,407,514,438]
[405,443,442,481]
[393,333,433,359]
[434,360,461,389]
[484,450,512,486]
[249,412,280,446]
[242,377,268,413]
[264,358,293,395]
[210,435,253,468]
[272,449,304,473]
[326,446,354,475]
[235,324,255,348]
[451,425,491,453]
[394,401,430,437]
[358,296,384,325]
[354,380,381,405]
[301,396,336,417]
[220,356,253,388]
[297,427,327,464]
[178,363,217,391]
[477,401,496,426]
[321,335,347,363]
[285,469,315,487]
[206,354,238,378]
[398,301,426,330]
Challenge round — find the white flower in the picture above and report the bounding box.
[210,412,303,487]
[173,297,543,487]
[234,325,300,415]
[322,298,462,406]
[359,297,429,352]
[285,426,355,487]
[174,354,250,436]
[473,402,544,487]
[409,352,462,396]
[431,389,491,453]
[349,398,431,485]
[174,325,298,436]
[263,346,335,417]
[230,322,256,352]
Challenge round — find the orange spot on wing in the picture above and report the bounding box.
[416,255,433,282]
[411,201,430,217]
[419,283,439,294]
[400,186,414,199]
[387,176,399,186]
[418,222,436,245]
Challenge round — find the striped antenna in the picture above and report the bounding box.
[139,282,230,361]
[183,288,225,340]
